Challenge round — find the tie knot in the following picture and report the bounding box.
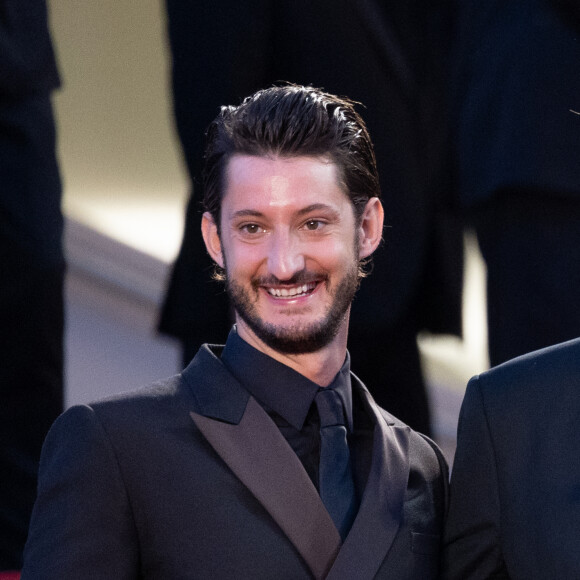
[315,388,346,428]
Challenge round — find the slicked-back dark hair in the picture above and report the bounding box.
[202,84,380,227]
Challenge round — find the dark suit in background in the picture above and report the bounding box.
[159,0,463,436]
[0,0,63,569]
[443,337,580,578]
[452,0,580,366]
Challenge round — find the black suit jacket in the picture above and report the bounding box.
[23,344,448,579]
[443,337,580,578]
[160,0,462,347]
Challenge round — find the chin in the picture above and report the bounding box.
[243,315,345,355]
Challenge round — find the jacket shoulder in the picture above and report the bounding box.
[376,406,449,485]
[471,336,580,405]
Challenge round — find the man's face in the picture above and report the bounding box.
[203,154,375,355]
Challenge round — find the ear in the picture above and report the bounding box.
[201,212,225,268]
[357,197,384,260]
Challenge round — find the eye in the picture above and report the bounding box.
[303,220,324,231]
[240,223,265,235]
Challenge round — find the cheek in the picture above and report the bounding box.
[222,240,267,277]
[308,237,357,270]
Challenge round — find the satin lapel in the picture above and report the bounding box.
[190,397,341,580]
[327,381,410,580]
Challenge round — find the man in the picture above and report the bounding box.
[0,0,64,570]
[22,85,448,579]
[159,0,463,437]
[443,337,580,578]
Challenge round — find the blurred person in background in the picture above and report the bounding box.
[452,0,580,367]
[0,0,64,570]
[160,0,463,437]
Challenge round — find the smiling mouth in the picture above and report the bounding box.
[266,282,317,298]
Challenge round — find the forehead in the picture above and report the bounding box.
[222,154,350,216]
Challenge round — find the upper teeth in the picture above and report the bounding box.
[267,283,315,297]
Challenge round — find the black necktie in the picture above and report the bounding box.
[315,388,357,540]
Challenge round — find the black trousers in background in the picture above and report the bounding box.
[0,93,64,570]
[0,264,64,570]
[474,192,580,367]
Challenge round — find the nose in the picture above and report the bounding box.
[266,230,305,281]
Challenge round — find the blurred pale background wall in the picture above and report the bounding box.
[48,0,489,456]
[51,0,187,260]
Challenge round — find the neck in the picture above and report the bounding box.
[235,320,349,387]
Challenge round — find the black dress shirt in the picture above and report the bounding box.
[220,327,374,504]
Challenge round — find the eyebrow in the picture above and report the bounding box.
[296,203,338,216]
[230,209,265,219]
[229,203,338,220]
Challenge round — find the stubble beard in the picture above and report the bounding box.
[226,260,361,355]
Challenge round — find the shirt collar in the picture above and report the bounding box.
[220,327,353,432]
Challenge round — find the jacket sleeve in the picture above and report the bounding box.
[21,405,139,579]
[0,0,60,96]
[442,376,508,579]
